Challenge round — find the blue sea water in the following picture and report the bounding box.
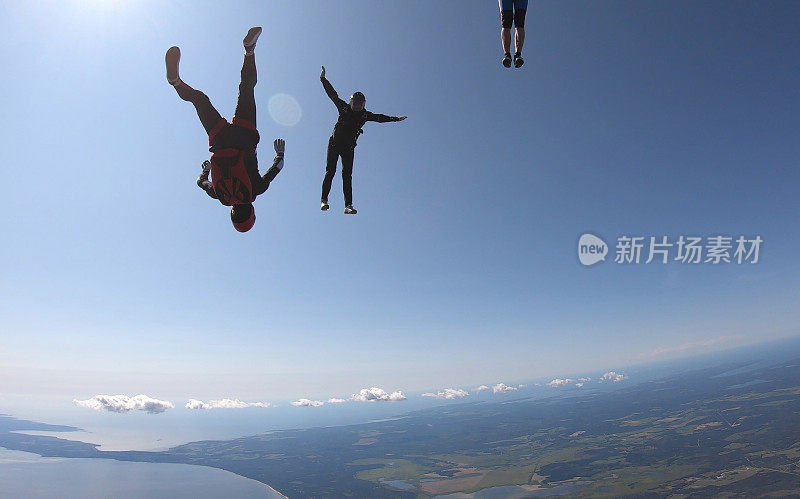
[0,448,285,498]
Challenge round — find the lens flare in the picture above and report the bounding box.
[268,93,302,127]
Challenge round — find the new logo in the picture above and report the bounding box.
[578,233,608,266]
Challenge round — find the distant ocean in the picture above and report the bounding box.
[0,448,286,498]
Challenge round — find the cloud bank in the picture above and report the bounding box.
[185,398,271,410]
[74,394,174,414]
[475,385,490,392]
[547,378,574,387]
[492,383,518,393]
[601,371,628,383]
[291,398,324,407]
[350,387,406,402]
[422,388,469,400]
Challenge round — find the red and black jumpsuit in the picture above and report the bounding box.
[171,49,283,202]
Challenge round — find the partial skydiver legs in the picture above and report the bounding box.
[166,46,224,134]
[500,23,526,68]
[341,148,355,210]
[499,11,526,53]
[499,0,527,68]
[321,139,338,206]
[233,45,258,127]
[166,27,261,134]
[501,28,512,67]
[175,85,224,135]
[321,139,356,211]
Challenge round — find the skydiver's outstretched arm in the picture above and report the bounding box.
[196,160,218,199]
[365,112,407,123]
[253,139,285,196]
[320,66,348,110]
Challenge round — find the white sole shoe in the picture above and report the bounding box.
[165,46,181,85]
[243,27,262,50]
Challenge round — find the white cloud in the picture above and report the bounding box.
[421,388,469,400]
[575,382,584,388]
[291,398,324,407]
[475,385,490,392]
[327,397,347,404]
[547,378,574,387]
[492,383,518,393]
[518,384,526,389]
[184,398,270,410]
[600,371,627,383]
[74,394,173,414]
[578,377,591,383]
[350,387,406,402]
[185,399,210,410]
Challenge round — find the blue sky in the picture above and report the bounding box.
[1,0,799,404]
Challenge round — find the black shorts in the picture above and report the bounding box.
[500,0,527,28]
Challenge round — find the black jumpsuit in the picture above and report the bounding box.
[320,75,401,207]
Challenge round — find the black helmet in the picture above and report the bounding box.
[350,91,365,104]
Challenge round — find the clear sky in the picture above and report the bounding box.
[1,0,799,403]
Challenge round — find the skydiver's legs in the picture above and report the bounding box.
[233,52,257,127]
[513,7,527,67]
[174,82,224,135]
[166,46,223,134]
[499,0,513,67]
[321,139,339,203]
[500,24,513,67]
[501,27,512,54]
[341,148,355,208]
[513,0,527,67]
[232,27,261,127]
